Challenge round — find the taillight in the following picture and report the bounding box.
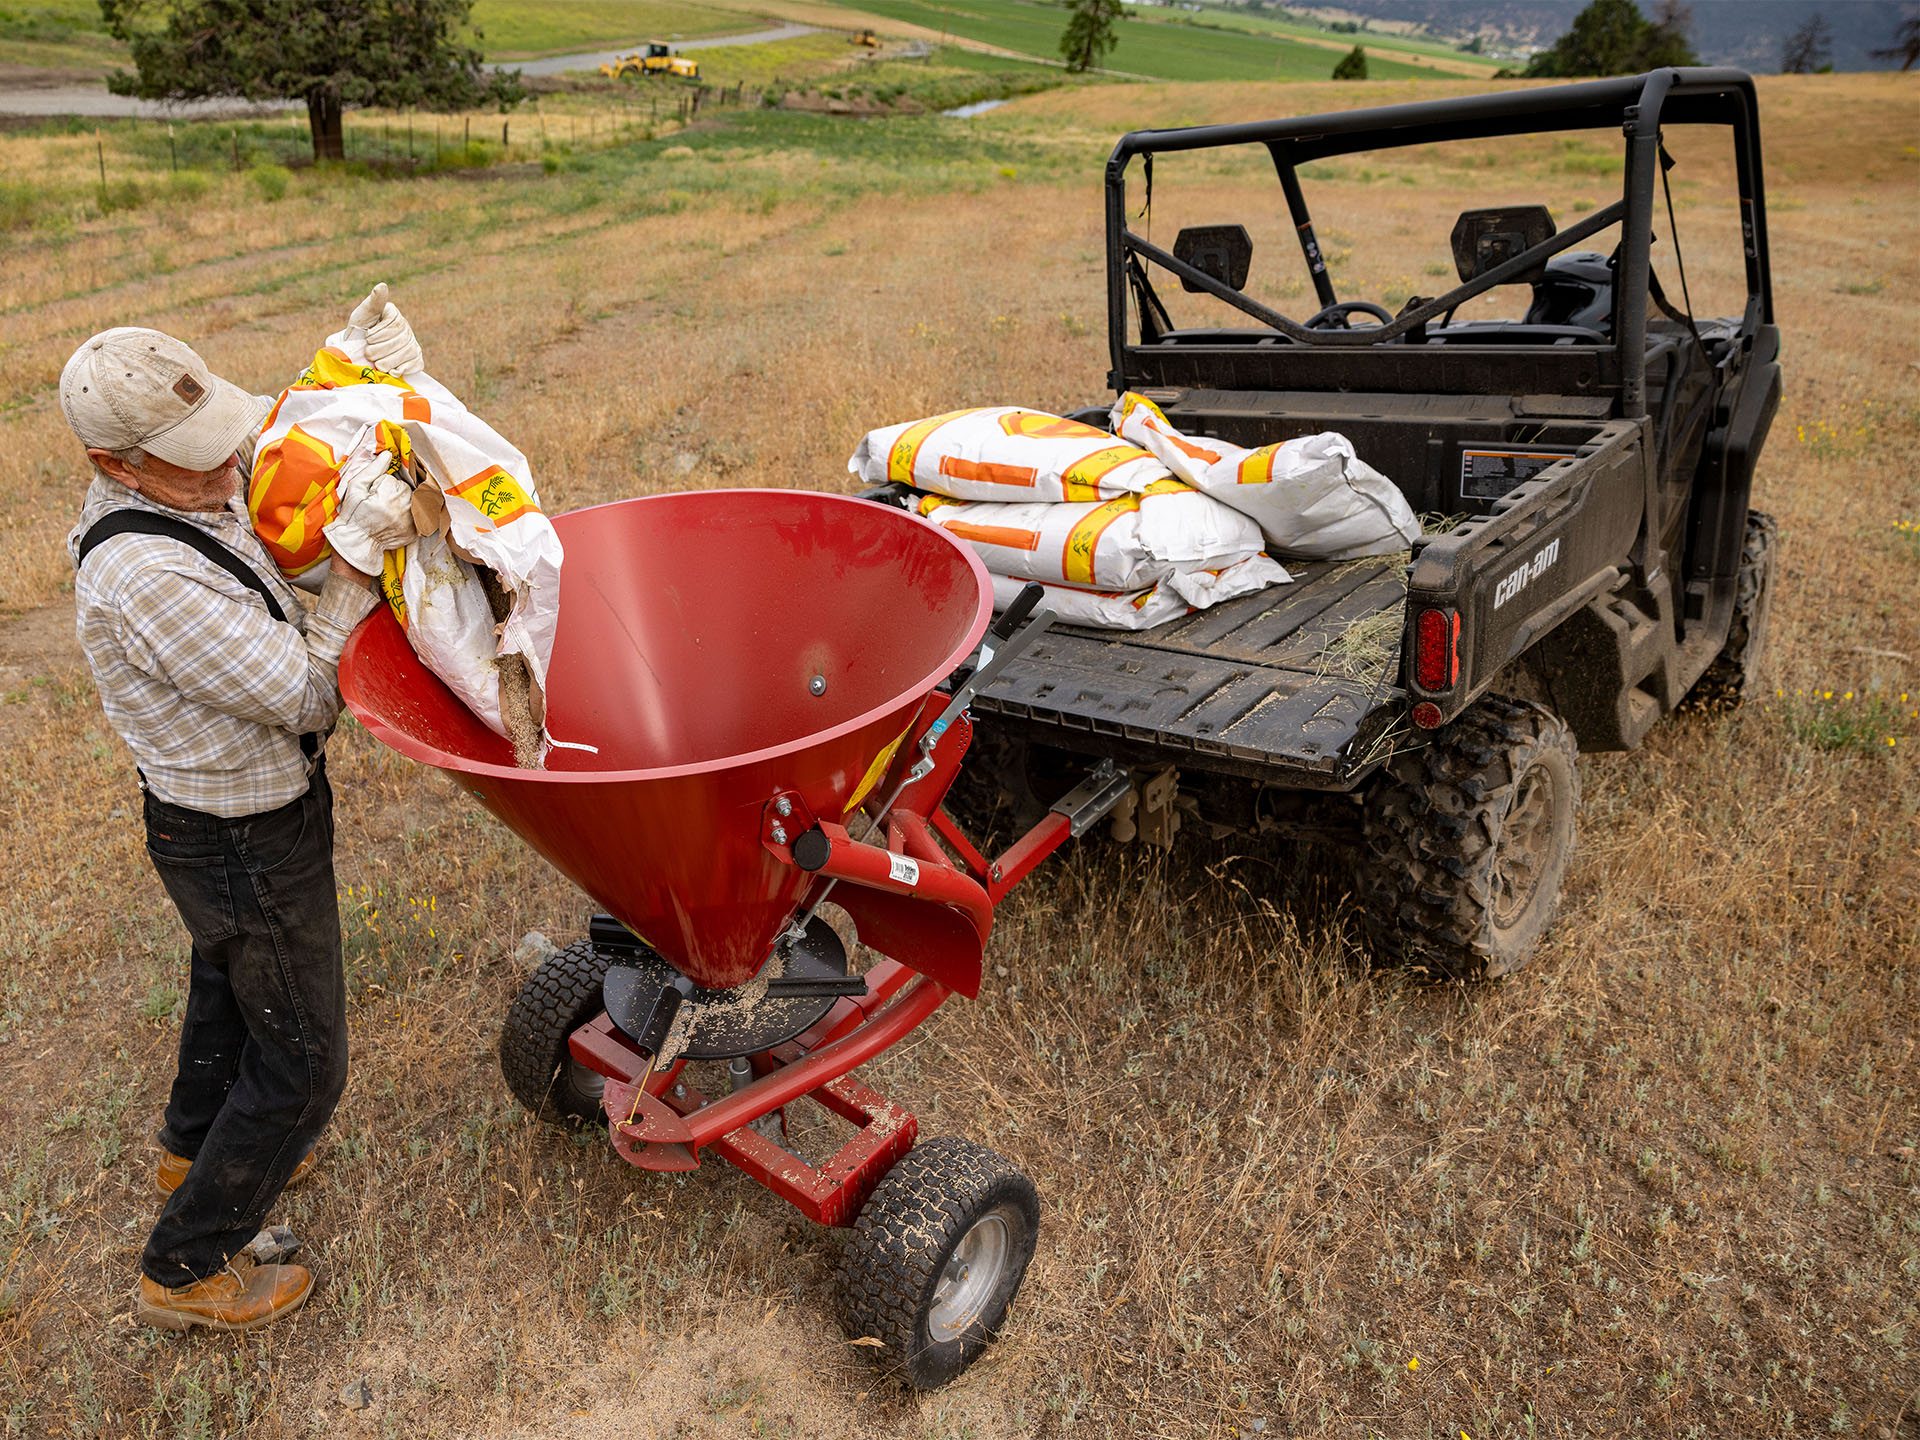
[1413,607,1460,692]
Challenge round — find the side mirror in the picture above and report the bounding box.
[1172,224,1252,294]
[1451,206,1556,284]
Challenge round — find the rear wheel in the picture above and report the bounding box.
[838,1138,1040,1390]
[500,941,611,1124]
[1359,696,1578,980]
[1686,509,1778,710]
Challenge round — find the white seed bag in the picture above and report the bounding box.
[1111,392,1420,559]
[248,330,563,749]
[851,405,1168,503]
[917,478,1263,594]
[991,554,1289,632]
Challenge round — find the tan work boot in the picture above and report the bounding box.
[135,1264,313,1333]
[156,1148,317,1196]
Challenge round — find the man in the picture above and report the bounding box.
[61,288,423,1332]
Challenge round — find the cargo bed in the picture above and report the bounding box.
[974,550,1411,790]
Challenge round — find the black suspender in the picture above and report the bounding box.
[78,509,320,760]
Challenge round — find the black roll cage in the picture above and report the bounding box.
[1104,68,1773,417]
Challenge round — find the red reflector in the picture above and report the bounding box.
[1413,608,1459,692]
[1412,701,1443,729]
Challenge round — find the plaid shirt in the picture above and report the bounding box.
[69,473,380,818]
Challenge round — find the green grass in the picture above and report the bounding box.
[1170,1,1500,68]
[765,42,1078,111]
[827,0,1443,80]
[0,0,122,70]
[469,0,753,57]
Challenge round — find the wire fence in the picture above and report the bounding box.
[117,81,754,179]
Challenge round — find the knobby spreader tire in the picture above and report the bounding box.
[1359,695,1579,981]
[1686,509,1778,711]
[500,940,611,1124]
[838,1137,1040,1390]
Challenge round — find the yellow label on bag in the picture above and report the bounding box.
[381,548,408,628]
[1062,495,1140,586]
[886,408,979,485]
[449,466,538,526]
[296,346,412,394]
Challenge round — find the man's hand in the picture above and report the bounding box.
[346,283,425,376]
[324,453,417,576]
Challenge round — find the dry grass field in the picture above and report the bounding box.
[0,73,1916,1439]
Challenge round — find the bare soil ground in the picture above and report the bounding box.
[0,74,1916,1439]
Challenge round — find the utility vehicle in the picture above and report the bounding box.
[874,68,1781,978]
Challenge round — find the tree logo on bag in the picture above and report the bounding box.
[449,466,538,526]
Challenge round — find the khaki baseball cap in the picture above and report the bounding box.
[60,327,269,471]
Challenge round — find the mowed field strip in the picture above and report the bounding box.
[0,74,1916,1438]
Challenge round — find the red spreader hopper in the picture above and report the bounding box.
[339,489,1133,1389]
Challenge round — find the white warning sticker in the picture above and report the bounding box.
[888,853,921,887]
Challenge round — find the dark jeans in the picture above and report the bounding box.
[139,763,347,1288]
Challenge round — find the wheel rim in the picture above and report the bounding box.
[927,1205,1016,1343]
[1491,763,1556,930]
[567,1059,606,1108]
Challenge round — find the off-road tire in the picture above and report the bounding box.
[500,940,611,1124]
[1359,696,1579,981]
[838,1137,1040,1390]
[1685,509,1778,711]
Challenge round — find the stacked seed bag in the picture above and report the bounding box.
[848,406,1287,632]
[849,400,1421,631]
[247,330,563,766]
[1110,392,1420,559]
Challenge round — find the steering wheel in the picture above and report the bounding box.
[1303,300,1394,331]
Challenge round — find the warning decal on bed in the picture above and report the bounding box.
[1459,449,1577,501]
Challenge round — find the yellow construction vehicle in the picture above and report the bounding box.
[850,28,880,48]
[600,41,700,81]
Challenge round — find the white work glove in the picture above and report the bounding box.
[346,283,425,376]
[323,452,418,575]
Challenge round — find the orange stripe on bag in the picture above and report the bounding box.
[1062,495,1139,586]
[938,456,1037,489]
[402,393,431,423]
[942,519,1041,553]
[886,408,979,485]
[449,465,539,526]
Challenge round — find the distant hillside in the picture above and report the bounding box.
[1280,0,1915,71]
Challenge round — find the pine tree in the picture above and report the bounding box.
[1332,45,1368,80]
[1522,0,1700,78]
[1060,0,1122,75]
[100,0,523,163]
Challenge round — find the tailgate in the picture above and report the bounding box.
[973,554,1409,788]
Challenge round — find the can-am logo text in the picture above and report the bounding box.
[1494,537,1562,610]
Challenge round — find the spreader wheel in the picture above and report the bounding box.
[1358,695,1578,980]
[838,1137,1040,1390]
[500,940,611,1124]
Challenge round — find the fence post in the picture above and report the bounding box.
[95,130,106,191]
[407,110,414,164]
[232,127,240,171]
[168,122,177,172]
